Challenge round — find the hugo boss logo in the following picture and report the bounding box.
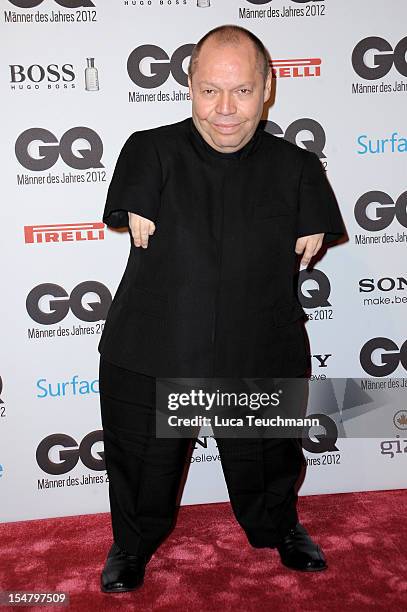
[352,36,407,80]
[265,118,326,159]
[15,127,103,171]
[26,282,111,324]
[9,63,75,84]
[127,44,194,88]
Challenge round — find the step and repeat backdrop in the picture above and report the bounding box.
[1,0,406,522]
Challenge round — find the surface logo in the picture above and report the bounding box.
[356,132,407,155]
[36,375,99,398]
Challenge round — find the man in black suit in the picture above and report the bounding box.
[99,24,345,593]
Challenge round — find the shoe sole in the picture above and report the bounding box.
[100,579,144,593]
[281,561,328,572]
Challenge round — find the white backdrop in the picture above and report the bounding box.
[1,0,406,522]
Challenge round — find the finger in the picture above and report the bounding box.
[148,221,156,236]
[312,237,323,256]
[307,237,323,259]
[301,237,323,266]
[294,237,307,255]
[140,219,150,248]
[132,217,141,247]
[300,242,316,267]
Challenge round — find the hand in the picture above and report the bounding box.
[295,233,324,268]
[128,212,156,248]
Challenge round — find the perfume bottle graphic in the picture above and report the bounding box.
[197,0,210,6]
[85,58,99,91]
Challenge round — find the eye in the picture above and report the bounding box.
[202,88,215,95]
[239,88,252,94]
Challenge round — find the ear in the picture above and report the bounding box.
[188,75,193,99]
[263,68,272,103]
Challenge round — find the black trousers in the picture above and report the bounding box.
[99,356,306,559]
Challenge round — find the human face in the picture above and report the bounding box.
[188,37,271,154]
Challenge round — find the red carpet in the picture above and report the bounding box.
[1,489,406,611]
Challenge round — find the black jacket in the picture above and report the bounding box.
[98,117,345,378]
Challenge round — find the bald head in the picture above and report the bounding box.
[188,25,271,83]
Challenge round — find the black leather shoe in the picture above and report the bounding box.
[100,542,150,593]
[276,523,327,572]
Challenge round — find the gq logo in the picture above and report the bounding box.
[298,268,332,309]
[9,0,94,7]
[15,128,103,171]
[354,191,407,231]
[26,282,111,324]
[265,118,326,158]
[36,431,104,475]
[360,338,407,376]
[352,36,407,80]
[127,44,194,88]
[302,414,339,454]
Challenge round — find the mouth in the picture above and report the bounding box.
[212,123,241,133]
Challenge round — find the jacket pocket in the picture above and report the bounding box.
[253,199,291,220]
[131,286,169,319]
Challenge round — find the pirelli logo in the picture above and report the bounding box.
[271,58,321,78]
[24,222,105,244]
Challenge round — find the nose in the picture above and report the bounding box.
[215,90,236,115]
